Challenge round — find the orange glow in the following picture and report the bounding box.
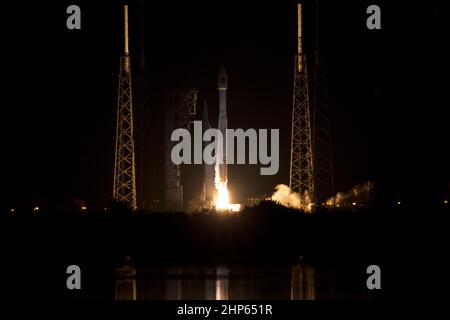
[213,166,241,212]
[214,180,241,212]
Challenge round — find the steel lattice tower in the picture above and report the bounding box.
[164,89,198,211]
[290,3,314,203]
[113,5,137,210]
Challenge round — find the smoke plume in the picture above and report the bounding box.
[270,184,312,212]
[326,181,373,206]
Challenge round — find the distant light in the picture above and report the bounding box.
[81,206,87,211]
[336,204,340,208]
[445,200,448,204]
[10,208,15,213]
[352,202,356,206]
[397,201,401,205]
[104,207,108,211]
[33,206,39,212]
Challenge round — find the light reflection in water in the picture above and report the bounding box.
[115,262,317,300]
[290,264,316,300]
[115,256,137,300]
[115,278,137,300]
[215,266,229,300]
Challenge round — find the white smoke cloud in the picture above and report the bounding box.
[269,182,373,212]
[326,181,373,206]
[270,184,312,213]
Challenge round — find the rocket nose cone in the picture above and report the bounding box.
[218,60,228,89]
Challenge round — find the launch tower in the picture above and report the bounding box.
[113,5,137,210]
[289,3,314,205]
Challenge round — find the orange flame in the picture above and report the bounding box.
[214,165,241,212]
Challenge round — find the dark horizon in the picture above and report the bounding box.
[5,0,449,211]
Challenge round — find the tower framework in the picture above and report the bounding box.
[290,55,314,201]
[289,4,314,203]
[113,5,137,210]
[164,89,198,211]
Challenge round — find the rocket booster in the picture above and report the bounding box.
[217,62,228,184]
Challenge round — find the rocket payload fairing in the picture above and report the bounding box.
[217,61,228,185]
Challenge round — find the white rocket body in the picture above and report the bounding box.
[217,62,228,184]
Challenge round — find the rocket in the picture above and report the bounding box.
[217,61,228,184]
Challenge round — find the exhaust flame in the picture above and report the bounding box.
[214,166,241,212]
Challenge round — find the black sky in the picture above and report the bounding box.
[4,0,448,210]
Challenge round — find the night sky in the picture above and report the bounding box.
[4,0,448,211]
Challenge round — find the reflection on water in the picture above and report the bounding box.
[159,266,230,300]
[115,278,137,300]
[290,264,315,300]
[115,256,137,300]
[215,267,229,300]
[115,260,319,300]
